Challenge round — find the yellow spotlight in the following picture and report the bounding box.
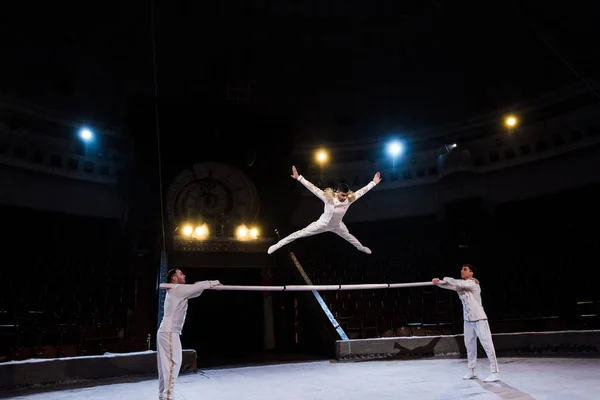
[249,228,259,239]
[194,224,208,238]
[182,225,193,236]
[505,115,518,128]
[315,149,328,164]
[236,225,248,239]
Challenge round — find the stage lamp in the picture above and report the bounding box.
[236,225,248,239]
[315,149,329,165]
[386,140,403,157]
[78,127,94,142]
[249,228,259,239]
[505,115,518,128]
[182,225,194,236]
[194,224,209,239]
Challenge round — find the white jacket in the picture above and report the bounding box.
[439,277,488,322]
[297,175,377,228]
[158,280,220,334]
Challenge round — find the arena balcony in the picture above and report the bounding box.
[0,99,133,219]
[0,100,132,184]
[288,83,600,226]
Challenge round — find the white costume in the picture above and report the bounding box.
[157,280,219,400]
[268,175,377,254]
[438,277,499,381]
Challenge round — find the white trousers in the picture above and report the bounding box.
[157,332,182,400]
[464,320,498,373]
[275,221,366,250]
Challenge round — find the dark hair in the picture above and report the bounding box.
[337,183,350,193]
[167,268,179,283]
[463,264,475,274]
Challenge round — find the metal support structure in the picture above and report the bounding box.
[287,252,350,341]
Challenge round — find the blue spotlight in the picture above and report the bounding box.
[78,127,94,142]
[387,140,403,157]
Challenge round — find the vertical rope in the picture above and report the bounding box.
[151,0,166,250]
[151,0,169,338]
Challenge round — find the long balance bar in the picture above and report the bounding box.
[159,281,434,291]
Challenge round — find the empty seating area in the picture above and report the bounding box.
[290,184,600,339]
[0,205,131,362]
[480,184,600,333]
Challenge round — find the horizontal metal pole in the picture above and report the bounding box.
[159,281,434,292]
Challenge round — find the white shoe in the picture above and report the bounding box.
[483,373,499,382]
[463,369,476,380]
[267,245,278,255]
[361,247,372,254]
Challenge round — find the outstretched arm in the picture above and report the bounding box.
[432,278,457,291]
[160,280,221,299]
[292,166,327,202]
[432,277,477,292]
[442,277,477,291]
[351,172,381,202]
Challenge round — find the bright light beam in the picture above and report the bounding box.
[79,128,94,142]
[387,141,402,157]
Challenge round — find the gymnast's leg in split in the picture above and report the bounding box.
[268,221,325,254]
[331,222,371,254]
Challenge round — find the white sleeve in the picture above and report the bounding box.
[442,277,478,291]
[436,281,457,292]
[297,175,327,202]
[162,280,220,299]
[351,181,377,201]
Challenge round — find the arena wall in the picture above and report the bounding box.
[0,350,197,391]
[335,330,600,361]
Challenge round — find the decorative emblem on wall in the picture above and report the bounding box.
[166,162,260,233]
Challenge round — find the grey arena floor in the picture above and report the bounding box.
[7,357,600,400]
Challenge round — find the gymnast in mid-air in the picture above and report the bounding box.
[268,166,381,255]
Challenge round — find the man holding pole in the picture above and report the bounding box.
[157,268,221,399]
[433,264,499,382]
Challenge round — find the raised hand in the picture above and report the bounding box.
[373,172,381,185]
[432,278,440,284]
[291,165,299,179]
